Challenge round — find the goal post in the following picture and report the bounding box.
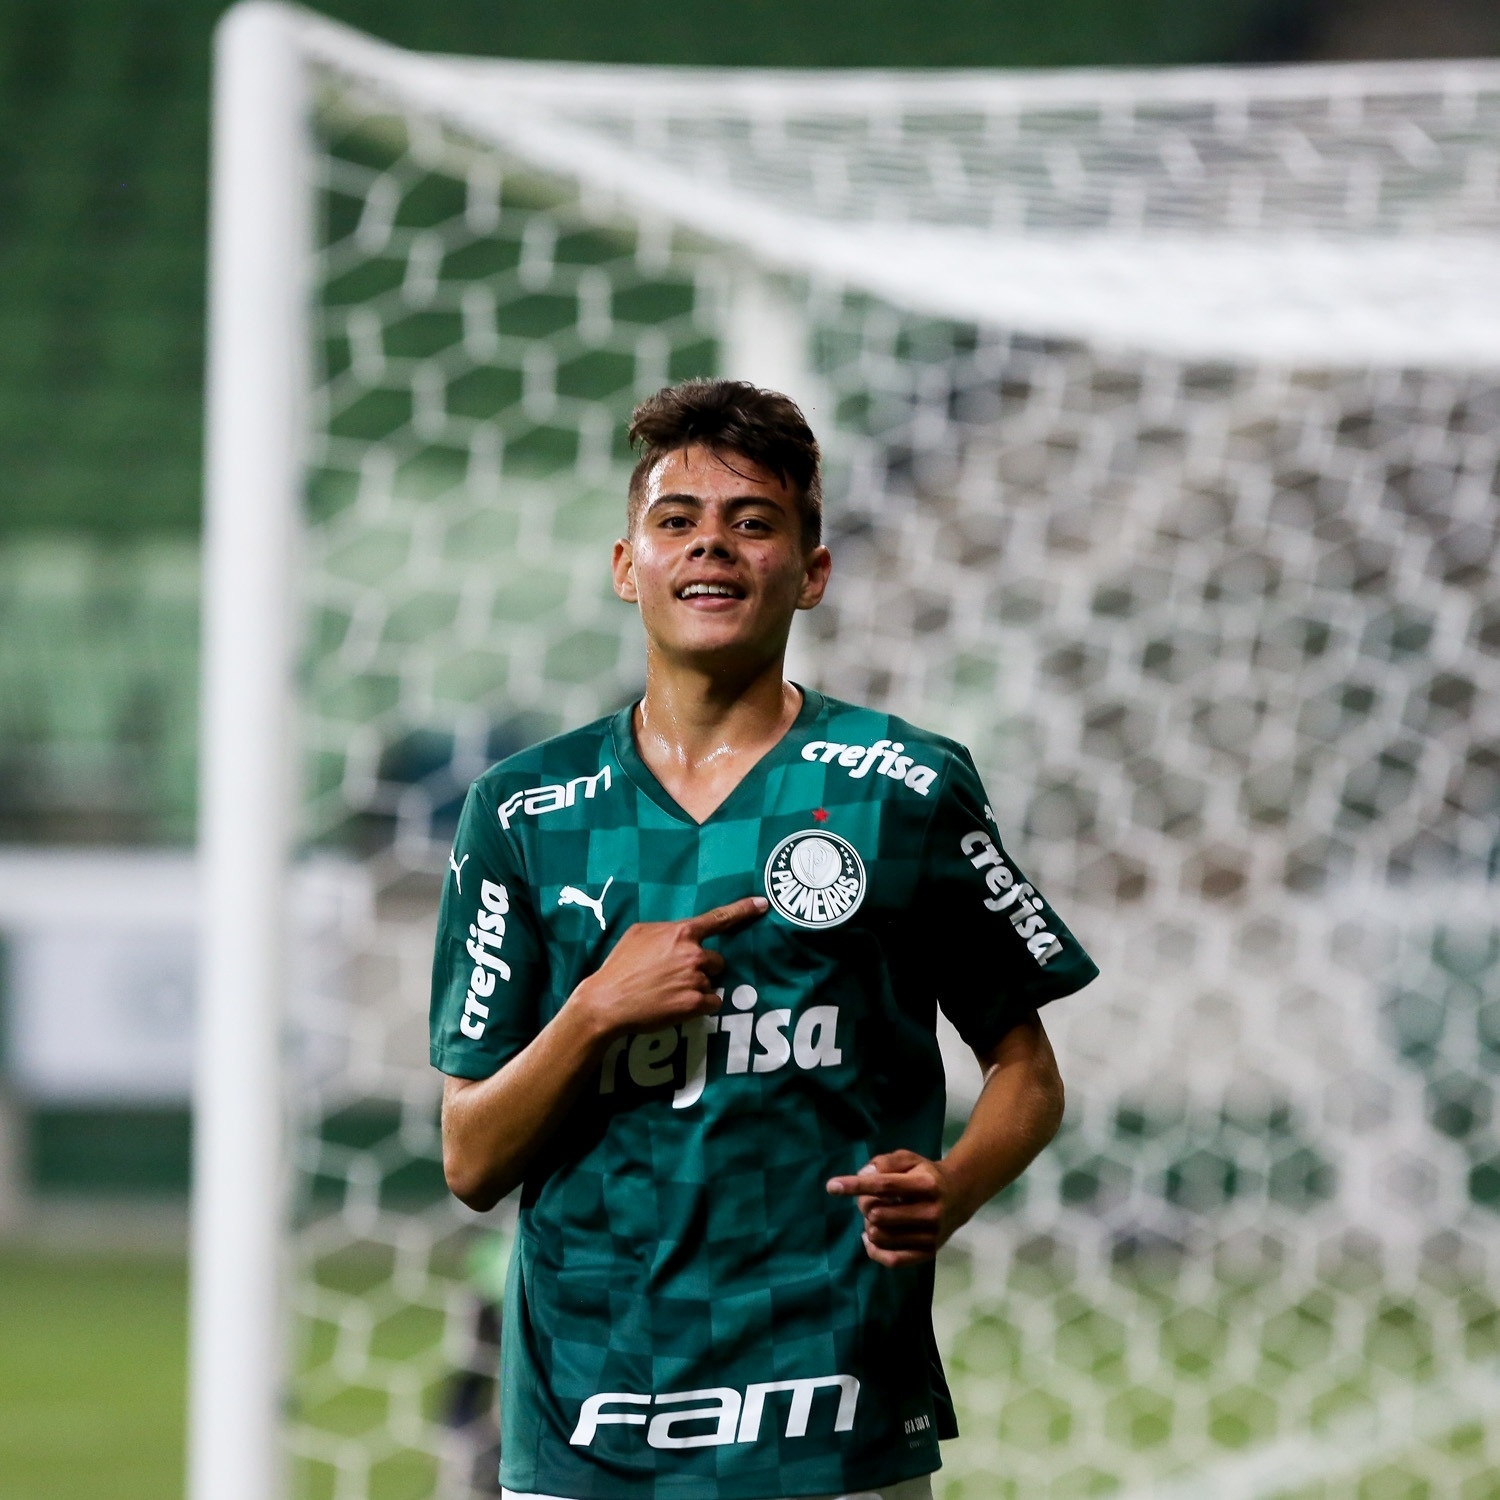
[192,7,310,1500]
[193,8,1500,1497]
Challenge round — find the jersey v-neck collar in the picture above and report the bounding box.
[609,686,827,828]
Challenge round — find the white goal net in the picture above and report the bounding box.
[194,8,1500,1500]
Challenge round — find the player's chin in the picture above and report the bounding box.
[665,619,784,667]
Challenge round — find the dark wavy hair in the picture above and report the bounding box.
[626,379,822,547]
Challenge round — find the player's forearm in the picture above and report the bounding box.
[441,989,613,1211]
[441,900,759,1211]
[940,1011,1065,1227]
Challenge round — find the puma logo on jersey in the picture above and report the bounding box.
[960,830,1064,966]
[496,765,612,829]
[558,876,613,930]
[448,851,468,892]
[570,1373,859,1450]
[800,738,938,795]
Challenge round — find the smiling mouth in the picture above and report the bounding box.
[677,582,745,600]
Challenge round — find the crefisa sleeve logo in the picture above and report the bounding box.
[764,830,866,928]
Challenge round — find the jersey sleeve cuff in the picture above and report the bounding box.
[430,1045,503,1080]
[955,956,1101,1055]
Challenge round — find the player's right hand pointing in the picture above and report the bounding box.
[569,896,769,1041]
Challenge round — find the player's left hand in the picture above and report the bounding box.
[825,1150,969,1268]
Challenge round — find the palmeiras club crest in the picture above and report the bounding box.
[763,829,866,929]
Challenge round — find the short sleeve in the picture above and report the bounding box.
[916,750,1099,1055]
[429,780,549,1079]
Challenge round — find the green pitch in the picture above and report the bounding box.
[3,1239,1498,1499]
[0,1248,186,1500]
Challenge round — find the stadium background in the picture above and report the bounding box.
[1,2,1498,1497]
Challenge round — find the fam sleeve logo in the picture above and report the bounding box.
[764,830,866,928]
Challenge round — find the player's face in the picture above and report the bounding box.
[612,445,831,671]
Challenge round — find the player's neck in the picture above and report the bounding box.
[632,655,802,823]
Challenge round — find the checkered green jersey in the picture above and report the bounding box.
[430,689,1098,1500]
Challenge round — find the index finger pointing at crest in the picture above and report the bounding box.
[680,895,770,941]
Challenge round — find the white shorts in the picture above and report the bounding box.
[502,1479,934,1500]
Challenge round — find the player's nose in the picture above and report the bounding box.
[687,529,734,560]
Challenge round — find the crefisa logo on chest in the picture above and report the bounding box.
[764,830,866,929]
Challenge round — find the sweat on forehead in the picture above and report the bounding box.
[633,444,782,511]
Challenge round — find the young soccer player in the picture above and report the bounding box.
[432,380,1098,1500]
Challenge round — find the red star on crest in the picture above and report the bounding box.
[812,807,829,822]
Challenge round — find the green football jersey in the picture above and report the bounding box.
[430,689,1098,1500]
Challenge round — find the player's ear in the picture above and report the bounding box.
[612,537,639,603]
[796,544,832,611]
